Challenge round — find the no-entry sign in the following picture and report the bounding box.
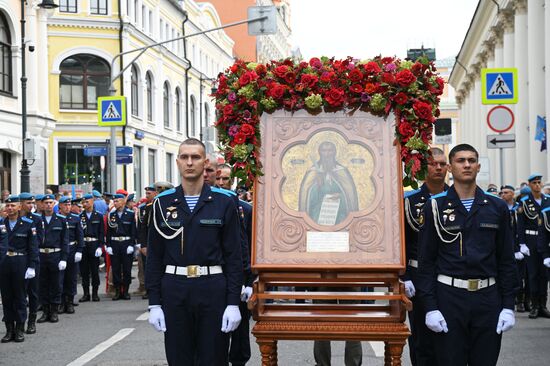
[487,106,514,133]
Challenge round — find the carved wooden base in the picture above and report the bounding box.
[253,321,409,366]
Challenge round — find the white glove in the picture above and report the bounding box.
[514,252,524,261]
[520,244,530,256]
[221,305,242,333]
[106,247,113,255]
[496,309,515,334]
[24,268,35,279]
[126,246,134,255]
[404,280,416,298]
[241,286,253,302]
[95,247,103,257]
[543,258,550,268]
[74,252,82,263]
[425,310,448,333]
[148,305,166,332]
[58,260,67,271]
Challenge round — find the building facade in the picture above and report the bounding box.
[449,0,550,186]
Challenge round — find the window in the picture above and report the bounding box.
[175,88,182,132]
[0,13,12,94]
[148,149,156,183]
[142,5,146,31]
[166,153,173,183]
[146,72,153,122]
[59,0,77,13]
[59,54,110,109]
[133,0,139,24]
[91,0,108,15]
[130,64,139,116]
[133,145,142,194]
[204,103,209,128]
[163,82,170,128]
[190,95,196,137]
[148,10,153,35]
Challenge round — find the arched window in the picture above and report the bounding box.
[190,95,196,137]
[130,64,139,116]
[175,87,182,132]
[0,12,12,94]
[146,72,153,122]
[163,81,170,128]
[59,54,110,109]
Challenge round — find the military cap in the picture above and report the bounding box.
[71,197,83,205]
[5,195,20,203]
[41,194,55,201]
[145,184,156,191]
[116,188,129,196]
[154,181,174,193]
[113,193,126,199]
[19,192,34,201]
[501,185,515,192]
[528,174,543,182]
[127,193,135,202]
[487,187,498,193]
[35,194,45,201]
[520,186,531,195]
[82,193,94,200]
[58,196,71,204]
[92,190,102,198]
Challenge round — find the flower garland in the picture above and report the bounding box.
[213,56,444,189]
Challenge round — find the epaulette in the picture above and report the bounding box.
[404,189,420,199]
[125,208,134,213]
[484,191,496,196]
[31,212,41,218]
[21,216,33,224]
[156,188,176,199]
[211,186,236,197]
[520,196,529,202]
[542,207,550,213]
[56,213,66,219]
[239,199,252,208]
[71,213,80,218]
[431,191,447,199]
[545,194,550,199]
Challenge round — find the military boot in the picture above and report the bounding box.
[58,298,66,314]
[112,288,121,301]
[529,298,539,319]
[122,286,131,300]
[66,297,75,314]
[14,323,25,343]
[49,306,59,323]
[79,288,91,302]
[92,287,100,302]
[37,304,50,323]
[538,296,550,318]
[1,322,14,343]
[26,313,37,334]
[516,293,526,313]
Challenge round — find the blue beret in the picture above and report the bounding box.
[41,194,55,201]
[92,190,102,198]
[520,186,531,195]
[127,193,135,202]
[501,185,515,191]
[35,194,44,201]
[19,192,34,201]
[145,184,155,191]
[113,194,125,199]
[58,196,71,204]
[5,194,20,203]
[487,187,498,193]
[82,193,94,200]
[528,174,543,182]
[71,198,83,204]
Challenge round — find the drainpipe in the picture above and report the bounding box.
[118,0,127,189]
[182,11,192,138]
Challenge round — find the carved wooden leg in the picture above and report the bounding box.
[270,340,278,366]
[384,342,391,366]
[257,339,275,366]
[387,341,405,366]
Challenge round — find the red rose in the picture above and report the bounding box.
[364,61,381,75]
[398,120,414,137]
[223,104,234,115]
[309,57,323,68]
[364,83,378,94]
[411,62,423,75]
[230,64,239,73]
[273,65,289,78]
[267,83,286,99]
[240,123,255,136]
[349,84,363,93]
[395,69,417,87]
[233,133,246,144]
[381,72,395,84]
[393,92,408,105]
[300,74,318,88]
[284,71,296,84]
[348,68,363,82]
[413,100,434,121]
[255,64,267,76]
[238,71,258,87]
[320,71,336,83]
[324,88,345,107]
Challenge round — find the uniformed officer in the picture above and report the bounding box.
[417,144,518,366]
[57,197,84,314]
[516,173,550,319]
[106,193,136,300]
[540,207,550,274]
[18,192,44,334]
[0,195,39,343]
[147,138,243,366]
[37,194,69,324]
[403,147,448,366]
[79,193,104,302]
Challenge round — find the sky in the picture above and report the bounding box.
[290,0,479,61]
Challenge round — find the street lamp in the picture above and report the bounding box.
[20,0,58,193]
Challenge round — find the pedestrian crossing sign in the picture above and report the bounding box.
[481,68,518,105]
[97,96,127,126]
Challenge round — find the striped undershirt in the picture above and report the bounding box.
[461,198,475,212]
[185,195,200,212]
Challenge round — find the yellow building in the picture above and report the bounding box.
[47,0,234,194]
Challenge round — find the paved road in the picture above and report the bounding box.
[1,267,549,365]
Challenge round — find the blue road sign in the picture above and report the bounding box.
[116,155,133,164]
[481,68,518,104]
[83,146,108,157]
[116,146,133,156]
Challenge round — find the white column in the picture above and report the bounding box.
[474,79,483,151]
[486,52,498,184]
[515,1,529,186]
[503,14,517,186]
[528,0,547,177]
[545,0,550,174]
[36,10,50,116]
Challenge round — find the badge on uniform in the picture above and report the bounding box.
[31,227,36,236]
[518,206,523,214]
[166,206,177,219]
[449,214,456,222]
[0,225,6,234]
[538,217,543,226]
[418,214,424,225]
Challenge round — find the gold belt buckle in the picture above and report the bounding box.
[44,248,50,254]
[467,279,480,291]
[186,265,200,278]
[7,251,15,256]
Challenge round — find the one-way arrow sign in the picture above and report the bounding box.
[487,133,516,149]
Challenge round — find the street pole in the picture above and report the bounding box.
[19,0,29,193]
[108,84,117,193]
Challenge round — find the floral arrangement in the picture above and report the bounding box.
[213,56,444,188]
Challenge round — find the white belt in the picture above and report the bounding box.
[69,241,77,246]
[437,274,496,292]
[165,264,223,278]
[6,251,26,256]
[111,236,131,241]
[83,237,98,242]
[525,230,538,236]
[40,248,61,254]
[408,259,418,268]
